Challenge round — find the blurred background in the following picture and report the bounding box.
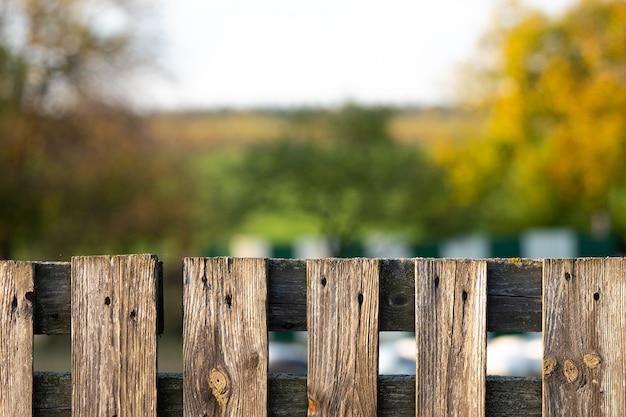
[3,0,625,376]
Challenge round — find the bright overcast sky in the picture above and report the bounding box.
[141,0,575,109]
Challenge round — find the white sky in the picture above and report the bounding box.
[141,0,575,109]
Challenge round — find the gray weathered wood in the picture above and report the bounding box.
[30,258,540,334]
[0,261,34,417]
[71,255,159,416]
[485,376,542,416]
[543,258,626,416]
[32,372,542,417]
[33,262,71,335]
[34,372,71,416]
[487,259,542,332]
[157,373,183,417]
[183,257,268,416]
[268,259,307,332]
[306,258,380,416]
[415,259,487,416]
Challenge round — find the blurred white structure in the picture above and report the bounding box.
[230,236,271,257]
[379,333,416,374]
[521,229,577,259]
[269,342,308,374]
[487,333,542,376]
[440,234,490,259]
[293,236,336,259]
[379,332,542,376]
[364,234,412,258]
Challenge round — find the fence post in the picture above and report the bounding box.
[183,257,268,416]
[415,259,487,416]
[71,254,159,417]
[306,258,380,416]
[0,261,34,417]
[543,258,626,416]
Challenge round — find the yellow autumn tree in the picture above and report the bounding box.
[436,0,626,235]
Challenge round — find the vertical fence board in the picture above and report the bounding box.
[543,258,625,417]
[600,259,626,416]
[71,255,159,417]
[183,257,268,416]
[0,261,34,416]
[306,258,380,416]
[415,259,487,417]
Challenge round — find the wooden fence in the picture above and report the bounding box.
[0,254,624,416]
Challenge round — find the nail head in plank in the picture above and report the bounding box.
[71,254,159,416]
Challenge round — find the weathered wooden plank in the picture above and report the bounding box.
[0,261,34,417]
[33,262,71,335]
[600,258,626,416]
[379,259,415,331]
[31,261,163,335]
[487,259,542,332]
[306,258,380,416]
[543,258,626,416]
[30,258,540,334]
[183,257,268,416]
[268,374,308,416]
[34,372,71,417]
[270,258,539,332]
[415,259,487,416]
[71,254,159,416]
[268,259,307,331]
[157,373,183,417]
[33,372,183,417]
[486,376,542,416]
[32,373,542,417]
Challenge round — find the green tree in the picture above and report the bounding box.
[437,0,626,237]
[0,0,193,259]
[216,105,460,250]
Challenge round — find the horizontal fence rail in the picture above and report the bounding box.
[28,258,541,335]
[1,255,623,416]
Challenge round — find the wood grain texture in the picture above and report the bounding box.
[0,261,34,417]
[32,372,543,417]
[543,258,626,417]
[71,255,159,417]
[183,257,268,416]
[487,259,542,332]
[29,258,540,334]
[306,258,380,416]
[268,259,307,331]
[485,376,542,416]
[33,262,70,335]
[415,259,487,417]
[34,372,71,416]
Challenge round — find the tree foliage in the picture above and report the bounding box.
[206,104,465,249]
[0,0,192,259]
[436,0,626,236]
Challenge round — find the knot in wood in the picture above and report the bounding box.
[543,357,557,376]
[583,353,602,369]
[209,369,230,408]
[563,359,579,383]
